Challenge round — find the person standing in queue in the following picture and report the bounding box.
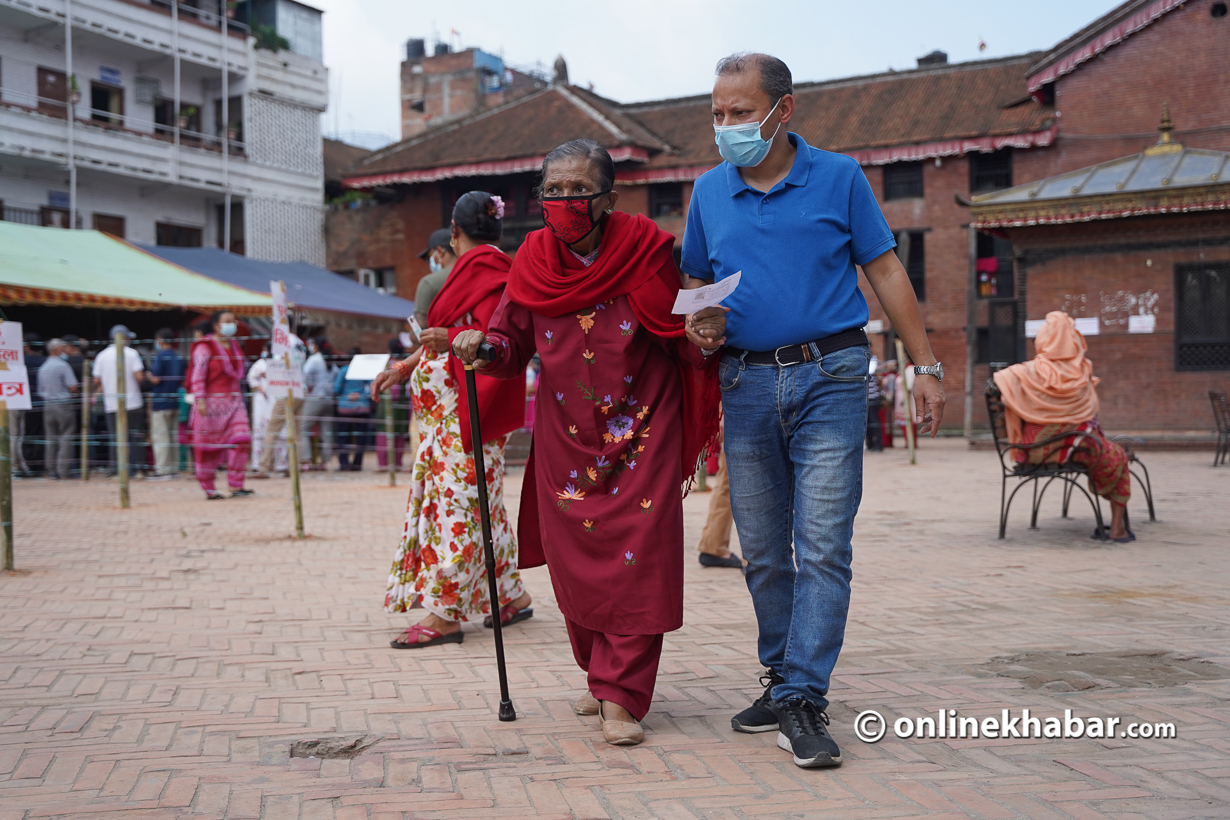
[373,192,532,650]
[682,53,945,768]
[451,140,722,746]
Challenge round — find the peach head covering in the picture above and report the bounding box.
[992,311,1100,444]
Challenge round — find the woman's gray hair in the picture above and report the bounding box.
[537,139,615,196]
[715,52,793,102]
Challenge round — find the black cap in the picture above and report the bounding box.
[418,228,452,260]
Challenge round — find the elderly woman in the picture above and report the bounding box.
[188,310,253,500]
[453,139,721,746]
[373,191,533,649]
[993,311,1133,541]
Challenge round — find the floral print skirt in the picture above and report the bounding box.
[384,351,525,621]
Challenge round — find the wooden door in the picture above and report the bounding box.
[93,214,126,238]
[37,67,68,118]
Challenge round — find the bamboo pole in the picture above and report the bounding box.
[115,332,130,508]
[284,376,304,538]
[80,358,91,480]
[383,390,395,487]
[0,399,12,571]
[895,339,917,465]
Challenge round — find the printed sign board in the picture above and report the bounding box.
[0,322,32,410]
[268,280,303,399]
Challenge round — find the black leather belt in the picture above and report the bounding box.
[728,328,868,366]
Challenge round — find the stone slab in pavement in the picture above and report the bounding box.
[2,439,1229,819]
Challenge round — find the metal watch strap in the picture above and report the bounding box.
[914,362,943,381]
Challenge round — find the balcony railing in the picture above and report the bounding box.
[0,87,246,156]
[144,0,250,36]
[1,207,41,225]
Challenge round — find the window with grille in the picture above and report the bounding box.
[1176,262,1230,370]
[883,161,923,200]
[970,148,1013,193]
[894,231,926,301]
[649,183,684,217]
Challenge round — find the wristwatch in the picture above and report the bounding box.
[914,362,944,381]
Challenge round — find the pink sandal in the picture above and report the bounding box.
[483,604,534,629]
[390,623,464,649]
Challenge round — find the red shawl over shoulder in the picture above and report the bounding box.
[508,211,721,490]
[428,244,525,453]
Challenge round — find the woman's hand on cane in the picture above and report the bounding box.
[452,330,492,368]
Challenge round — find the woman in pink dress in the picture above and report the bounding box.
[188,311,253,500]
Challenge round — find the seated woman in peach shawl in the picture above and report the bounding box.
[992,311,1133,542]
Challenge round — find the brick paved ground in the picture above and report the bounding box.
[2,440,1229,819]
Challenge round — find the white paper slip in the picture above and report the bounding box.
[672,271,741,315]
[344,353,392,381]
[1025,319,1045,339]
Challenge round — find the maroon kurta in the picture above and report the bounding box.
[485,293,707,635]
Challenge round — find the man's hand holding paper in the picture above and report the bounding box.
[681,272,740,352]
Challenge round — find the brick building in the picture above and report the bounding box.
[399,40,547,140]
[332,0,1229,433]
[970,115,1230,435]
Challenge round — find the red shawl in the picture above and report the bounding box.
[428,244,525,453]
[508,211,721,490]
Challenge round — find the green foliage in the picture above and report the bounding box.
[253,23,291,52]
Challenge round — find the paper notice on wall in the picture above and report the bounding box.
[0,321,32,410]
[1074,317,1100,336]
[1128,314,1157,334]
[672,271,741,314]
[1024,320,1045,339]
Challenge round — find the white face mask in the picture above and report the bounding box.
[219,322,237,337]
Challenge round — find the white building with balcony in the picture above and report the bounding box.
[0,0,327,264]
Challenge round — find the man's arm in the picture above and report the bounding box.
[861,249,945,436]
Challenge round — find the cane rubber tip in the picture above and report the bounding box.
[498,701,517,722]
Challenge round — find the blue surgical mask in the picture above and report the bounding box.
[60,353,70,361]
[429,257,443,274]
[219,322,237,337]
[714,98,783,168]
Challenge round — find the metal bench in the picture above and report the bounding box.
[1211,391,1230,467]
[986,381,1154,539]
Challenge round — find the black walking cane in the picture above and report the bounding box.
[463,342,516,722]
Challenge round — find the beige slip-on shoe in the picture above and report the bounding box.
[599,702,644,746]
[573,692,600,716]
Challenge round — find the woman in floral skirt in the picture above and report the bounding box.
[373,192,533,648]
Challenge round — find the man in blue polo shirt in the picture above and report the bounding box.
[682,52,946,769]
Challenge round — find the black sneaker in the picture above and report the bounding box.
[731,670,784,733]
[776,698,841,768]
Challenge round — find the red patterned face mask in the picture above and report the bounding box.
[541,193,610,245]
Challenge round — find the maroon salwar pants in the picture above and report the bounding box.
[194,444,250,494]
[565,618,663,721]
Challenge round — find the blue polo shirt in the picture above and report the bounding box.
[681,133,896,351]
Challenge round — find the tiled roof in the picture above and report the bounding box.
[346,54,1055,184]
[349,86,668,180]
[323,138,371,182]
[1026,0,1179,89]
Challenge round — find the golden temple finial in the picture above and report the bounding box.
[1158,103,1174,144]
[1145,103,1182,155]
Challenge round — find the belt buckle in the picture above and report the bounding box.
[774,345,795,367]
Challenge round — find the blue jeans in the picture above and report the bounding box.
[719,344,870,708]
